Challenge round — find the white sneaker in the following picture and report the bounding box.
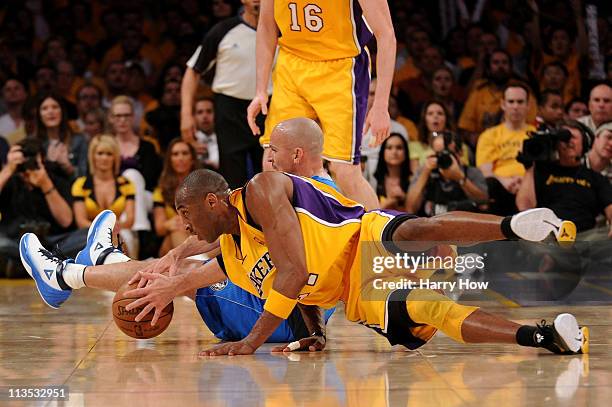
[510,208,576,242]
[537,313,589,354]
[19,233,72,309]
[75,210,124,266]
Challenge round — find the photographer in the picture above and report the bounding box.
[0,138,83,260]
[516,120,612,238]
[406,132,488,216]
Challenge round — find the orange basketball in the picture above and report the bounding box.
[112,281,174,339]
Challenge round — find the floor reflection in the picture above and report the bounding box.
[0,281,607,407]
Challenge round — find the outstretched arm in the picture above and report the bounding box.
[125,258,228,326]
[200,172,309,356]
[168,235,220,260]
[180,67,200,143]
[247,0,279,135]
[128,235,221,286]
[359,0,396,146]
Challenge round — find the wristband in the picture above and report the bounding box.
[264,289,298,319]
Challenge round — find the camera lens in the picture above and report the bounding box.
[437,151,453,169]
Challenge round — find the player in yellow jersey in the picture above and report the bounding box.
[247,0,396,210]
[154,168,584,356]
[93,146,582,357]
[21,120,588,357]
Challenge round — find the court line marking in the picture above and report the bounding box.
[581,281,612,297]
[506,272,525,280]
[484,289,521,308]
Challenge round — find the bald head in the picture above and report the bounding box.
[268,118,326,176]
[589,84,612,126]
[271,118,323,155]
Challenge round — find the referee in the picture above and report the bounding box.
[181,0,264,188]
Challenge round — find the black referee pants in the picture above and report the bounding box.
[214,93,264,189]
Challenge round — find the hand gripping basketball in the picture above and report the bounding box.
[112,281,174,339]
[124,272,179,326]
[128,252,180,288]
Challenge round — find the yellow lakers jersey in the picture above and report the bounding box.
[274,0,373,61]
[219,174,365,308]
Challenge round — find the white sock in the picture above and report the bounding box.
[103,251,131,265]
[62,263,87,289]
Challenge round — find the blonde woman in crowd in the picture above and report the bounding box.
[71,134,137,257]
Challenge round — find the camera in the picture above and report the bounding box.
[431,132,460,170]
[518,127,572,164]
[436,150,453,170]
[16,139,42,173]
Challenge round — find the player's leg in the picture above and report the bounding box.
[88,257,215,298]
[20,210,140,307]
[358,211,585,354]
[259,49,317,167]
[80,260,151,292]
[384,211,584,353]
[404,289,588,354]
[390,209,577,247]
[328,162,379,209]
[302,50,378,209]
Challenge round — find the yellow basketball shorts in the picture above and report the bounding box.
[260,48,370,165]
[343,210,474,350]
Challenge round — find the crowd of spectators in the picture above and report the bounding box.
[0,0,611,272]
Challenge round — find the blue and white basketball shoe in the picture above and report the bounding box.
[75,210,123,266]
[19,233,72,309]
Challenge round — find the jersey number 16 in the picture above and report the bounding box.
[288,3,324,32]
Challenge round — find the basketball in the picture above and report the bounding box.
[112,281,174,339]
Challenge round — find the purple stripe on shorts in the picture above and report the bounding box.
[290,175,365,224]
[352,50,370,164]
[352,0,374,48]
